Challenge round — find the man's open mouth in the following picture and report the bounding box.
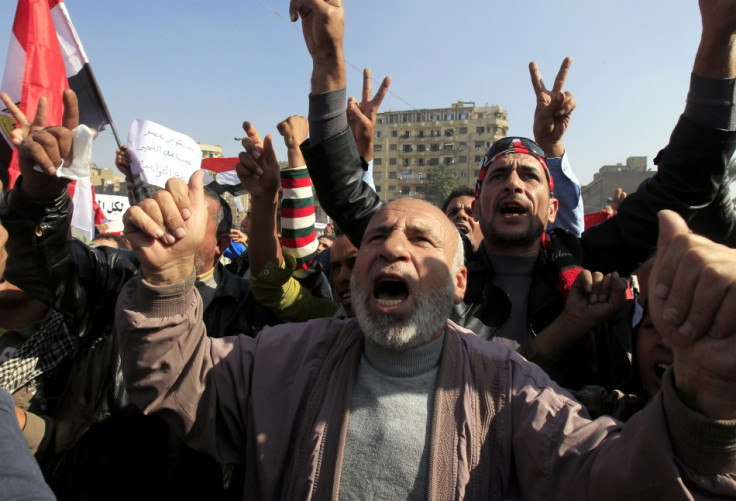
[373,276,410,307]
[499,200,528,216]
[454,223,470,235]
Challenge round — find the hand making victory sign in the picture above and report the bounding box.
[529,57,576,158]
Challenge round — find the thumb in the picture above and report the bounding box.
[656,210,689,252]
[188,170,205,210]
[262,134,279,169]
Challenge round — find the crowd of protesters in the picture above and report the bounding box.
[0,0,735,499]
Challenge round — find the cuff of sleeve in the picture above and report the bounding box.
[308,88,347,121]
[251,259,295,286]
[3,176,70,215]
[685,73,736,130]
[136,272,196,317]
[663,368,736,475]
[22,411,47,455]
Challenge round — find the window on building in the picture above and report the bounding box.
[417,158,425,166]
[417,144,426,152]
[377,118,383,124]
[474,169,481,177]
[429,158,439,166]
[444,157,454,166]
[374,171,382,179]
[389,158,397,166]
[374,144,383,151]
[474,141,484,149]
[401,130,410,138]
[389,185,397,192]
[459,156,467,163]
[390,144,397,151]
[430,129,440,137]
[443,143,454,151]
[459,127,467,134]
[374,158,382,166]
[416,130,425,138]
[444,128,455,137]
[400,186,411,195]
[375,185,381,192]
[391,131,398,137]
[444,113,454,120]
[389,171,397,178]
[403,159,410,167]
[401,170,411,180]
[476,126,485,134]
[459,112,469,120]
[430,144,440,152]
[402,144,412,152]
[458,170,467,178]
[418,172,424,180]
[474,156,482,163]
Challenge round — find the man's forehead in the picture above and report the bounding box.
[487,152,545,172]
[448,195,474,208]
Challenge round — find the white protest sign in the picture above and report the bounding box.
[127,119,202,188]
[96,194,130,221]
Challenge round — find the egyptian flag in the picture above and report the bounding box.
[48,0,115,134]
[201,157,245,195]
[0,0,67,189]
[1,0,110,235]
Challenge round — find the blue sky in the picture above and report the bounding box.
[1,0,701,185]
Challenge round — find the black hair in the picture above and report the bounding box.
[441,186,475,213]
[203,186,232,236]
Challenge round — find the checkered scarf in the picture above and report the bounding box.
[0,311,74,394]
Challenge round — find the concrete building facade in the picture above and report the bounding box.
[372,101,508,202]
[581,156,656,212]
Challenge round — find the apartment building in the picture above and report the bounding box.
[581,156,656,212]
[372,101,508,202]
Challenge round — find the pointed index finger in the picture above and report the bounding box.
[528,61,545,95]
[552,57,573,94]
[62,90,79,130]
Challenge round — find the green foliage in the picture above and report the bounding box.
[423,164,458,207]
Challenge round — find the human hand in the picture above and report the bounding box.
[123,171,207,285]
[561,269,627,333]
[236,122,281,201]
[0,92,46,147]
[277,115,309,168]
[529,57,576,158]
[289,0,346,92]
[230,228,248,245]
[115,145,132,178]
[16,89,78,200]
[347,68,391,161]
[649,210,736,418]
[607,187,627,214]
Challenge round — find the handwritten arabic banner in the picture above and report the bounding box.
[127,119,202,188]
[96,194,130,221]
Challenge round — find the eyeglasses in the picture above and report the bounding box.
[481,137,547,170]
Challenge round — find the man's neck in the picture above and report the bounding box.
[483,239,539,257]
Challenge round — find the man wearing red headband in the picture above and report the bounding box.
[292,0,734,392]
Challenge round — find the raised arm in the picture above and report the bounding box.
[529,58,584,236]
[292,0,383,246]
[581,0,736,275]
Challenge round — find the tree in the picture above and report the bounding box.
[423,164,458,207]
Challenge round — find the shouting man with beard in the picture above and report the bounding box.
[108,166,736,499]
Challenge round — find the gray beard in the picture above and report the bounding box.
[350,275,455,351]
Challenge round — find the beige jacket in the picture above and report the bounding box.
[116,275,736,500]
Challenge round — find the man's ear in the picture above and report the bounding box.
[216,233,230,255]
[453,266,468,304]
[471,199,480,221]
[547,197,558,224]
